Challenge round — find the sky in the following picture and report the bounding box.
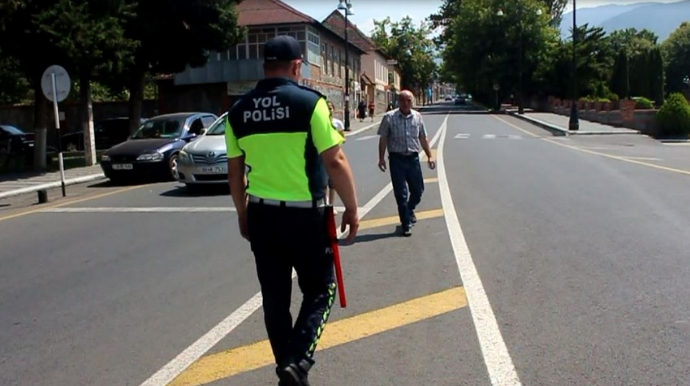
[281,0,444,36]
[281,0,686,33]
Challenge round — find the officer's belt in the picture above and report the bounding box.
[248,195,326,209]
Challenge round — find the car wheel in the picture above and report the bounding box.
[168,153,179,181]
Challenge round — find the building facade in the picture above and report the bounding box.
[158,0,364,121]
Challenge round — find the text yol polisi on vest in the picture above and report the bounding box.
[244,96,290,123]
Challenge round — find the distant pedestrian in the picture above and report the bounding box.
[377,90,435,237]
[368,100,375,121]
[357,100,366,122]
[225,35,359,386]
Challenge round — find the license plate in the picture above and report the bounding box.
[198,166,226,174]
[112,163,133,170]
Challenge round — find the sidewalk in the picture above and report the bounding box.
[0,164,104,199]
[344,115,383,136]
[510,111,641,136]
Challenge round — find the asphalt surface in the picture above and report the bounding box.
[2,102,690,386]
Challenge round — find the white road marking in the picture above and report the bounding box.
[138,114,447,386]
[345,122,379,137]
[483,134,496,139]
[507,135,522,140]
[42,206,352,213]
[455,133,470,139]
[621,156,662,161]
[437,114,522,386]
[355,134,378,141]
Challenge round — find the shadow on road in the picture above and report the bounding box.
[160,184,229,197]
[345,230,399,244]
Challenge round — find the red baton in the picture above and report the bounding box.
[326,205,347,308]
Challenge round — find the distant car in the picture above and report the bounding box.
[0,124,34,163]
[61,117,147,151]
[177,112,229,189]
[100,112,218,183]
[455,95,467,105]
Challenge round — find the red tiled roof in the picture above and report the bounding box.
[237,0,316,26]
[322,10,380,53]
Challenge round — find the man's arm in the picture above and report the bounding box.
[377,115,389,162]
[225,117,247,215]
[311,98,358,212]
[418,114,432,159]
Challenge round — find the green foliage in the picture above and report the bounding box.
[634,97,654,109]
[442,0,558,103]
[610,50,629,99]
[656,92,690,137]
[370,16,438,96]
[0,52,31,104]
[661,22,690,94]
[608,28,658,57]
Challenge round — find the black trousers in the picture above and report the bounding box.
[247,201,337,369]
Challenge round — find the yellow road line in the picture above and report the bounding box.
[424,177,439,183]
[358,208,444,231]
[494,115,690,176]
[493,115,539,138]
[0,184,148,222]
[168,286,468,386]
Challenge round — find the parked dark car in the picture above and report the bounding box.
[100,112,218,184]
[61,117,147,151]
[0,124,35,163]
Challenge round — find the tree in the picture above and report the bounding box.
[441,0,558,104]
[661,22,690,94]
[370,16,438,103]
[108,0,245,134]
[608,28,658,57]
[610,50,629,99]
[34,0,136,165]
[648,47,665,106]
[0,52,31,105]
[0,0,73,170]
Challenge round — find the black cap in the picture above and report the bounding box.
[264,35,303,62]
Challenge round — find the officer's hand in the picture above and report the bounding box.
[341,208,359,243]
[378,159,386,172]
[238,211,249,241]
[427,157,436,170]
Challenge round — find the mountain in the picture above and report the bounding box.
[559,0,690,41]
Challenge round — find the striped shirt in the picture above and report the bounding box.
[377,108,427,154]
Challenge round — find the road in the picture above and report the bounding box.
[2,102,690,386]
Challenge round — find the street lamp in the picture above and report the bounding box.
[337,0,354,130]
[497,4,542,115]
[568,0,579,130]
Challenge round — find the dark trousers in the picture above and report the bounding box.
[389,153,425,229]
[247,201,337,369]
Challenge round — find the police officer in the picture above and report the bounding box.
[225,35,360,386]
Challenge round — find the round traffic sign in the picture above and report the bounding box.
[493,83,500,91]
[41,65,71,102]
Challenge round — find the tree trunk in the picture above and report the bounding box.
[80,72,96,165]
[128,69,146,135]
[32,81,48,171]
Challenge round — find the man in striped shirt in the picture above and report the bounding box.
[377,90,435,237]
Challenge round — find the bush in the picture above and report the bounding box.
[656,93,690,137]
[635,97,655,109]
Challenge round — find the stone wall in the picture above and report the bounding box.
[539,97,660,136]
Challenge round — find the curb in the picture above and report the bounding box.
[0,173,106,200]
[509,112,568,136]
[509,112,642,136]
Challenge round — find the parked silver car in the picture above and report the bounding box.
[177,113,229,189]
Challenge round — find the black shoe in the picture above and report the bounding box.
[278,363,310,386]
[410,211,417,224]
[402,227,412,237]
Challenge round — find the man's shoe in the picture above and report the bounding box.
[402,227,412,237]
[278,363,310,386]
[410,211,417,224]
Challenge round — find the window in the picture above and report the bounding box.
[322,43,328,74]
[330,46,335,75]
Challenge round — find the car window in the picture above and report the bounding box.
[132,118,183,139]
[1,125,24,135]
[189,118,205,136]
[205,113,228,136]
[201,116,216,128]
